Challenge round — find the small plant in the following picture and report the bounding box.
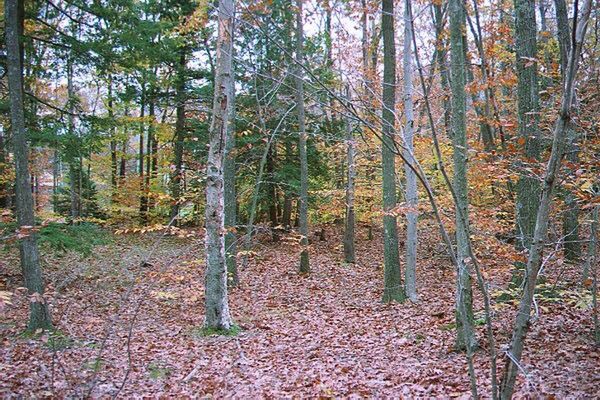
[192,324,242,337]
[147,362,171,380]
[38,222,110,256]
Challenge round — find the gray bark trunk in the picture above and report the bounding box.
[204,0,235,331]
[499,1,592,396]
[381,0,404,303]
[403,0,417,302]
[514,0,542,254]
[296,0,310,274]
[343,85,356,264]
[5,0,52,331]
[449,0,476,352]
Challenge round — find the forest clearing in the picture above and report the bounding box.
[1,0,600,397]
[1,225,598,398]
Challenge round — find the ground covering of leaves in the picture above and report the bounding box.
[1,225,599,398]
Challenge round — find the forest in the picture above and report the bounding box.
[0,0,599,397]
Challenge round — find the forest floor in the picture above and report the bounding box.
[1,223,599,398]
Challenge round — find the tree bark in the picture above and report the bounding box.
[403,0,418,302]
[344,85,356,264]
[499,1,592,396]
[224,55,238,286]
[381,0,404,303]
[204,0,235,331]
[555,0,580,261]
[296,0,310,274]
[514,0,542,255]
[171,49,186,223]
[5,0,52,331]
[449,0,476,352]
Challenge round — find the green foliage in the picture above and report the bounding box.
[192,324,242,337]
[38,223,110,256]
[52,168,104,219]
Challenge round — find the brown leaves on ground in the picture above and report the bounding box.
[0,228,598,398]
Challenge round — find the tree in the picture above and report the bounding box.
[343,85,356,264]
[296,0,310,274]
[204,0,235,331]
[449,0,476,351]
[499,1,593,396]
[514,0,541,259]
[403,0,417,302]
[5,0,52,331]
[381,0,404,303]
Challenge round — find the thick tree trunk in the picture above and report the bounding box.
[449,0,476,352]
[499,2,592,396]
[296,0,310,274]
[381,0,404,303]
[204,0,235,331]
[5,0,52,331]
[514,0,542,255]
[403,0,418,302]
[343,85,356,264]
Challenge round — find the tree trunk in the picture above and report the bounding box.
[296,0,310,274]
[555,0,580,261]
[171,49,186,223]
[343,85,356,264]
[433,3,451,138]
[403,0,418,302]
[5,0,52,331]
[108,76,118,201]
[499,2,592,396]
[514,0,542,255]
[224,59,238,286]
[449,0,476,352]
[67,58,80,221]
[204,0,235,331]
[139,86,146,221]
[381,0,404,303]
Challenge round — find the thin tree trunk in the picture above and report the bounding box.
[224,59,238,286]
[555,0,581,261]
[296,0,309,274]
[67,58,80,221]
[343,85,356,264]
[139,86,146,220]
[108,76,118,201]
[171,49,186,223]
[381,0,404,303]
[499,2,592,396]
[449,0,476,352]
[433,3,451,138]
[204,0,235,331]
[5,0,52,331]
[403,0,418,302]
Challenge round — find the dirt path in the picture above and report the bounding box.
[1,230,599,398]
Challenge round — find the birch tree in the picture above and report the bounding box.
[204,0,235,331]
